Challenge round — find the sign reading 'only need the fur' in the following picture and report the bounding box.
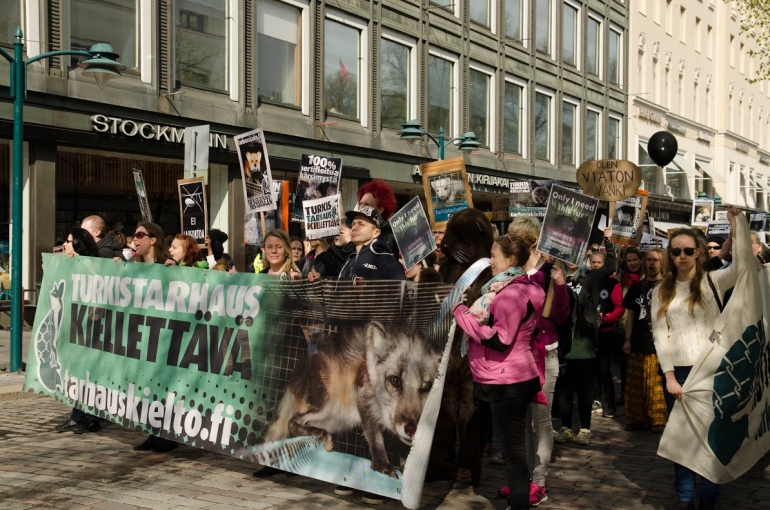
[538,185,600,266]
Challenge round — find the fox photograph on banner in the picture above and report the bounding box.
[508,179,561,218]
[390,197,436,271]
[177,177,208,246]
[421,157,472,230]
[235,128,275,214]
[303,194,341,241]
[245,180,289,246]
[608,191,648,245]
[132,169,153,223]
[291,154,342,222]
[692,199,715,227]
[537,185,599,266]
[24,255,461,508]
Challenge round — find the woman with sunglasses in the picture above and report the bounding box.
[651,206,744,510]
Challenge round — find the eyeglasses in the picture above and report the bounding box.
[133,231,152,240]
[671,247,697,257]
[707,244,721,251]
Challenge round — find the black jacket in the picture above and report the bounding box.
[338,237,405,281]
[575,238,617,342]
[97,234,125,259]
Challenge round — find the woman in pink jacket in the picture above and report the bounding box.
[453,234,546,510]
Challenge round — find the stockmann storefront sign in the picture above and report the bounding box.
[90,114,229,149]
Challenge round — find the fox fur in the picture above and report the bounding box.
[267,321,441,477]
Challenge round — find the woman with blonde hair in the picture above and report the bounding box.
[259,229,301,279]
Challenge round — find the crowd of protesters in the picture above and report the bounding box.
[48,179,760,510]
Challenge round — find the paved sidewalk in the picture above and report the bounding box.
[1,391,770,510]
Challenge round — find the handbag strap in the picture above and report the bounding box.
[706,272,724,313]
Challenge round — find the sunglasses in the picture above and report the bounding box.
[707,244,721,250]
[671,247,697,257]
[133,231,153,240]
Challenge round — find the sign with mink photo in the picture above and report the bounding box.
[508,179,561,218]
[291,154,342,222]
[537,185,599,266]
[421,157,473,231]
[177,177,208,246]
[245,180,289,246]
[303,194,341,241]
[608,191,648,245]
[234,128,275,214]
[390,197,437,271]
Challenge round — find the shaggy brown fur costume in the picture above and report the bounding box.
[427,208,495,485]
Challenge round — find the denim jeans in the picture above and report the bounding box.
[490,395,533,510]
[527,349,559,486]
[661,366,720,502]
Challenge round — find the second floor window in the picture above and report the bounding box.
[503,81,523,154]
[176,0,228,90]
[563,3,578,67]
[468,68,490,146]
[586,15,600,76]
[428,54,453,136]
[380,38,410,129]
[257,0,301,107]
[71,0,137,70]
[324,19,360,118]
[505,0,522,41]
[2,0,21,46]
[535,0,551,55]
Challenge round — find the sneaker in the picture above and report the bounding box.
[334,486,355,496]
[574,429,591,446]
[54,419,79,433]
[483,442,494,456]
[72,420,101,435]
[529,484,548,506]
[555,427,574,444]
[591,400,602,414]
[361,492,387,505]
[497,486,510,498]
[489,450,505,464]
[602,409,617,418]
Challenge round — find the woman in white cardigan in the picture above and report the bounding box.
[651,205,744,510]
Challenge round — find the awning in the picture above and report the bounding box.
[695,160,726,183]
[654,220,690,237]
[755,175,769,191]
[670,154,696,175]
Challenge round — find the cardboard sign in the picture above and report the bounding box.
[390,197,437,271]
[245,180,289,246]
[692,199,715,227]
[234,128,275,214]
[537,185,600,266]
[303,194,342,241]
[509,179,561,218]
[421,157,473,231]
[291,154,342,222]
[577,159,642,201]
[177,177,208,245]
[608,191,649,245]
[492,197,510,221]
[132,168,153,223]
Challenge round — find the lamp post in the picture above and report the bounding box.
[0,27,125,373]
[398,119,481,160]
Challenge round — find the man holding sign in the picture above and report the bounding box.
[338,206,405,281]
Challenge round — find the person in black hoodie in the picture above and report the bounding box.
[340,178,399,256]
[81,215,124,259]
[338,206,405,281]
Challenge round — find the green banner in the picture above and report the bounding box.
[24,255,458,508]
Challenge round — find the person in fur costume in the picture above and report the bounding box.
[428,208,495,486]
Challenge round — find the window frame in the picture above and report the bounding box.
[561,96,580,167]
[504,0,527,46]
[562,0,581,69]
[534,86,555,163]
[585,104,602,161]
[586,12,603,79]
[608,23,623,87]
[467,61,497,152]
[637,137,660,194]
[324,9,370,127]
[380,29,418,131]
[534,0,555,59]
[607,113,622,159]
[469,0,495,31]
[427,48,460,138]
[503,75,527,158]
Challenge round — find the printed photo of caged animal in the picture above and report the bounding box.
[529,180,551,207]
[244,150,270,194]
[297,180,336,201]
[266,321,442,477]
[430,176,465,205]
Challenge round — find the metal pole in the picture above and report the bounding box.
[10,28,24,373]
[191,130,197,178]
[438,126,444,161]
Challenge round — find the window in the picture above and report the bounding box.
[1,0,21,46]
[324,17,362,119]
[469,0,489,26]
[503,79,524,154]
[586,15,601,76]
[563,2,578,67]
[430,0,454,10]
[534,91,552,161]
[428,53,454,136]
[535,0,551,55]
[257,0,301,107]
[608,115,621,159]
[679,7,686,42]
[562,100,577,165]
[585,107,601,160]
[176,0,227,90]
[71,0,136,69]
[468,66,492,147]
[380,37,411,130]
[609,27,621,85]
[666,0,673,34]
[638,141,659,193]
[707,25,713,59]
[695,17,702,52]
[505,0,522,42]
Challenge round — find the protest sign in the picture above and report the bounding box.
[692,199,715,227]
[577,159,642,201]
[24,255,459,508]
[390,197,437,271]
[245,180,289,246]
[706,221,731,241]
[492,197,510,221]
[715,210,728,222]
[608,191,649,245]
[421,157,473,230]
[508,179,561,218]
[642,212,655,235]
[235,128,275,214]
[750,212,766,232]
[291,154,342,222]
[132,169,153,223]
[537,185,599,265]
[303,194,341,240]
[639,233,668,251]
[177,177,208,245]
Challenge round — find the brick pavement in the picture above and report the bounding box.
[1,390,769,510]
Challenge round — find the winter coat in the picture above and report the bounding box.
[338,237,405,281]
[97,234,125,259]
[529,263,571,349]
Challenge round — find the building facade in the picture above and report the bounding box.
[1,0,628,292]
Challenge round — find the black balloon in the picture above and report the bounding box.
[647,131,678,167]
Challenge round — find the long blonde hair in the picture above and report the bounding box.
[655,229,707,319]
[264,230,300,276]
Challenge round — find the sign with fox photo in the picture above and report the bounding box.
[537,185,600,266]
[421,157,473,231]
[23,255,462,508]
[291,154,342,222]
[608,191,648,245]
[508,179,561,218]
[177,177,208,246]
[234,128,275,214]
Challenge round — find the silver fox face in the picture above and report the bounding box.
[364,323,441,445]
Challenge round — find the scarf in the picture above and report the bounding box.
[622,270,641,291]
[461,266,525,356]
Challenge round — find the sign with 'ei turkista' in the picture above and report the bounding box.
[577,160,642,201]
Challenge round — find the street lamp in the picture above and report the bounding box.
[398,119,481,160]
[0,27,125,373]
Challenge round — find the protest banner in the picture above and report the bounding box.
[303,194,341,240]
[390,197,437,271]
[235,128,275,214]
[421,157,472,230]
[537,185,599,265]
[608,191,649,245]
[245,180,289,246]
[750,212,767,232]
[132,169,153,223]
[706,221,732,242]
[177,177,208,246]
[24,255,459,508]
[508,179,561,218]
[291,154,342,222]
[692,199,715,227]
[577,159,642,201]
